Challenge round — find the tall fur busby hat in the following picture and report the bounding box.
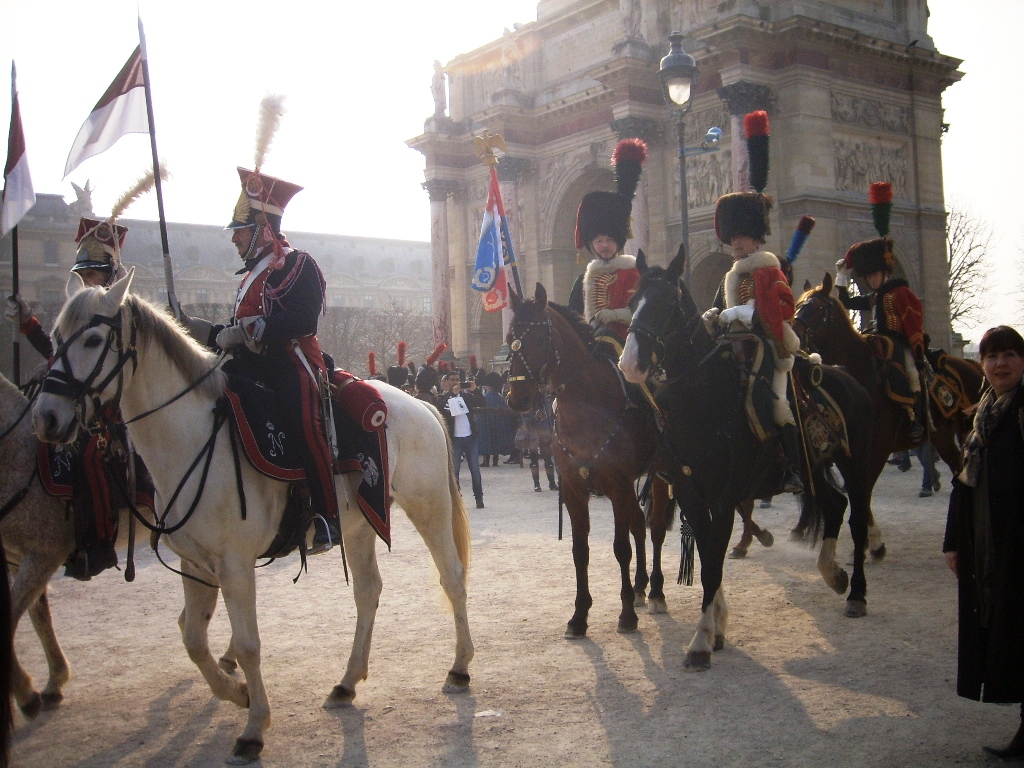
[714,111,773,245]
[229,95,302,235]
[574,138,647,252]
[387,341,410,387]
[844,182,896,275]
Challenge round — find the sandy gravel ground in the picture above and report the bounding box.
[8,458,1016,767]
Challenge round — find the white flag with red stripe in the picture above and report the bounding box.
[64,46,149,177]
[2,62,36,236]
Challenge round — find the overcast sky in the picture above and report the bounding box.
[2,0,1021,337]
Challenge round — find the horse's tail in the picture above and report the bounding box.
[0,534,12,768]
[428,404,471,576]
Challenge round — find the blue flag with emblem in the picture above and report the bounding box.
[472,167,504,293]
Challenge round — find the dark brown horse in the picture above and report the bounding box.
[794,274,984,553]
[506,285,667,638]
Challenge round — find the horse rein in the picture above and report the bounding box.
[793,292,835,355]
[506,317,558,390]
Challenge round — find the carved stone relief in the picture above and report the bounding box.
[830,92,909,134]
[833,137,908,197]
[672,149,733,211]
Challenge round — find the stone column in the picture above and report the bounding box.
[610,116,659,255]
[716,82,774,192]
[423,179,460,348]
[496,156,532,337]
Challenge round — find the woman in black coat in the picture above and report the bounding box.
[943,325,1024,760]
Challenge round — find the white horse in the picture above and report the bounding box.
[0,372,82,718]
[32,271,473,764]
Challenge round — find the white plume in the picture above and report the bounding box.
[254,93,286,170]
[110,164,169,220]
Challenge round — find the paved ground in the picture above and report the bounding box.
[8,454,1016,767]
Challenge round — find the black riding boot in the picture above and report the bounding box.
[910,393,926,443]
[779,424,805,494]
[546,464,558,491]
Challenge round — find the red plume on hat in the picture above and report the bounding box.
[844,181,896,274]
[743,111,770,194]
[469,354,478,370]
[869,181,893,237]
[367,351,378,377]
[397,341,407,367]
[425,343,446,367]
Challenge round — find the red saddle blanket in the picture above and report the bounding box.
[223,371,392,547]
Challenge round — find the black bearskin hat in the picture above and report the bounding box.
[714,111,773,244]
[574,138,647,252]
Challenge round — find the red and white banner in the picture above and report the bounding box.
[64,46,149,177]
[2,62,36,236]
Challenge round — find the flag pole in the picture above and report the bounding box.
[475,131,524,297]
[137,17,178,317]
[9,225,20,385]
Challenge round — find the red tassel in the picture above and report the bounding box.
[869,182,893,205]
[367,351,378,376]
[426,342,446,366]
[469,354,478,370]
[743,110,770,139]
[611,137,647,166]
[397,341,407,367]
[797,215,816,234]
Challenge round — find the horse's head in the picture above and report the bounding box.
[33,269,136,444]
[620,247,697,384]
[506,283,558,412]
[793,272,843,355]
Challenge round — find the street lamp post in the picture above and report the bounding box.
[658,33,720,289]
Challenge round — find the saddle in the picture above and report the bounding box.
[866,334,915,409]
[925,348,973,419]
[223,370,392,552]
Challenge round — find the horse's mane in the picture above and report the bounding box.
[798,283,863,338]
[547,302,596,347]
[55,288,225,399]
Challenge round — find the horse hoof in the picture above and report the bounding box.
[647,597,667,615]
[227,738,263,764]
[634,591,648,608]
[683,651,711,672]
[729,547,748,559]
[564,622,587,639]
[832,569,850,595]
[713,634,725,651]
[845,599,867,618]
[789,528,807,542]
[324,684,356,709]
[756,530,775,547]
[617,616,639,634]
[19,692,42,720]
[219,656,238,674]
[870,544,887,562]
[443,670,471,693]
[40,692,64,711]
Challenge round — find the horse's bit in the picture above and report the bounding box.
[506,318,558,389]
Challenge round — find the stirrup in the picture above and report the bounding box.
[308,515,340,556]
[781,471,804,494]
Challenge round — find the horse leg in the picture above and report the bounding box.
[325,511,382,708]
[840,468,870,618]
[712,589,729,651]
[177,560,252,717]
[607,484,640,634]
[26,588,71,711]
[632,518,650,609]
[730,499,755,558]
[216,558,272,764]
[8,557,69,717]
[219,637,238,674]
[562,479,593,639]
[684,502,733,671]
[645,479,669,614]
[400,480,474,695]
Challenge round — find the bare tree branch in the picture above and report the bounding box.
[946,201,994,330]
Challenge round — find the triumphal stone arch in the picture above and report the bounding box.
[408,0,961,362]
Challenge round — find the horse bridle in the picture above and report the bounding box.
[626,275,702,376]
[506,317,559,390]
[793,292,835,354]
[42,308,138,433]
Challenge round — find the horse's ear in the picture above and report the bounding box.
[666,244,686,282]
[534,282,547,309]
[99,267,134,315]
[822,272,834,294]
[803,279,812,292]
[65,271,87,299]
[636,248,648,275]
[509,288,522,311]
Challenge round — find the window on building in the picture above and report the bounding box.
[363,294,374,308]
[44,240,60,265]
[196,288,209,304]
[422,296,431,312]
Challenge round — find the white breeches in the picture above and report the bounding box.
[905,349,921,393]
[773,360,796,426]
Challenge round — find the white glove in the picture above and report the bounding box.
[701,307,720,334]
[5,295,31,324]
[215,324,249,351]
[593,307,631,325]
[719,300,755,329]
[834,259,851,287]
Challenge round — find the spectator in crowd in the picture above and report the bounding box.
[440,376,485,509]
[916,442,941,497]
[943,325,1024,760]
[476,372,515,466]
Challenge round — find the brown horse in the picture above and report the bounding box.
[506,285,667,637]
[794,274,984,552]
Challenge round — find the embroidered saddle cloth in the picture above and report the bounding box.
[223,372,391,547]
